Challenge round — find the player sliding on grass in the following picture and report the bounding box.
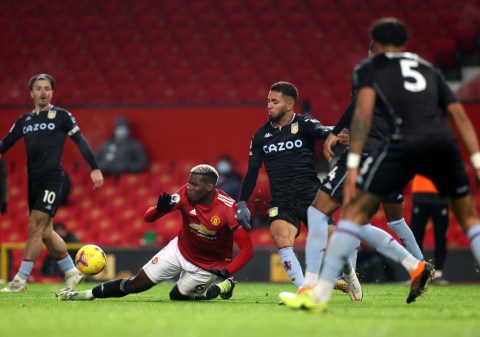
[57,164,253,301]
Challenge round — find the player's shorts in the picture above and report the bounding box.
[267,194,334,233]
[320,151,404,204]
[28,172,64,216]
[142,237,217,297]
[359,137,470,199]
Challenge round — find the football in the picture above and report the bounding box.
[75,244,107,275]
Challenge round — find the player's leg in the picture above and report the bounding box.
[42,218,83,291]
[410,199,429,258]
[1,209,51,292]
[169,270,234,301]
[384,198,424,260]
[58,269,156,301]
[431,200,449,283]
[270,217,304,288]
[449,194,480,265]
[303,189,340,288]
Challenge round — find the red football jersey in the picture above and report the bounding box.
[172,184,240,270]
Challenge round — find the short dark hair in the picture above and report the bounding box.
[270,81,298,101]
[29,73,55,90]
[190,164,219,185]
[370,18,409,47]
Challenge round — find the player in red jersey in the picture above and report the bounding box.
[57,164,253,301]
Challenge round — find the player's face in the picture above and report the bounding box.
[187,174,214,203]
[30,79,53,109]
[267,90,293,124]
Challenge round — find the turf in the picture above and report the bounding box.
[0,282,479,337]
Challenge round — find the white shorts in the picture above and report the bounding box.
[142,237,217,296]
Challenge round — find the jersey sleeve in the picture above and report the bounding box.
[436,69,458,109]
[248,131,263,169]
[0,116,24,153]
[305,117,333,140]
[61,110,80,136]
[332,99,355,135]
[352,59,375,91]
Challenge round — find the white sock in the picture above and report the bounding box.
[467,224,480,265]
[304,206,329,287]
[278,247,304,288]
[401,255,420,274]
[388,218,424,260]
[312,278,335,304]
[359,224,412,263]
[319,220,361,285]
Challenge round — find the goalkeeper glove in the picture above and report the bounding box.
[156,192,175,212]
[208,268,231,279]
[236,201,251,231]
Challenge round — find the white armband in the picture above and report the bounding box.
[470,152,480,169]
[346,152,361,169]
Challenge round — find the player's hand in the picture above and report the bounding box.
[208,268,231,279]
[337,128,349,145]
[343,168,358,206]
[236,201,252,231]
[90,169,104,190]
[323,133,338,162]
[156,192,175,212]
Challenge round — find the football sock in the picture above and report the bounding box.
[387,218,424,260]
[17,260,34,281]
[278,246,304,288]
[169,284,218,300]
[467,224,480,265]
[360,224,412,264]
[304,206,329,287]
[314,220,361,303]
[56,255,76,273]
[92,278,129,298]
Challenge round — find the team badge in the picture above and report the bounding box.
[151,257,158,264]
[291,122,298,134]
[211,215,221,226]
[47,110,57,119]
[268,207,278,217]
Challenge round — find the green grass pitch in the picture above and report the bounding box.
[0,282,479,337]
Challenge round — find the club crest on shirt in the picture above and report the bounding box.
[268,207,278,217]
[210,215,221,226]
[151,257,158,264]
[291,122,298,134]
[47,110,57,119]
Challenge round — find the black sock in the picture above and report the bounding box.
[92,279,129,298]
[169,284,220,301]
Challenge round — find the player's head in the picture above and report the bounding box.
[268,81,298,124]
[187,164,219,203]
[29,73,55,109]
[370,17,409,52]
[29,73,55,91]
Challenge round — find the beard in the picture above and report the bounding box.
[268,109,287,123]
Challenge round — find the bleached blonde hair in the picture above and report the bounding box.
[190,164,219,185]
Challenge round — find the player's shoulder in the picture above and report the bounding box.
[254,121,271,134]
[295,114,323,128]
[216,189,236,208]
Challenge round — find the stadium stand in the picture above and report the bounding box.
[0,0,479,249]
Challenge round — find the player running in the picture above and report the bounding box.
[0,73,103,293]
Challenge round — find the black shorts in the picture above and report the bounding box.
[268,194,334,234]
[28,173,64,217]
[360,138,470,199]
[320,151,404,204]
